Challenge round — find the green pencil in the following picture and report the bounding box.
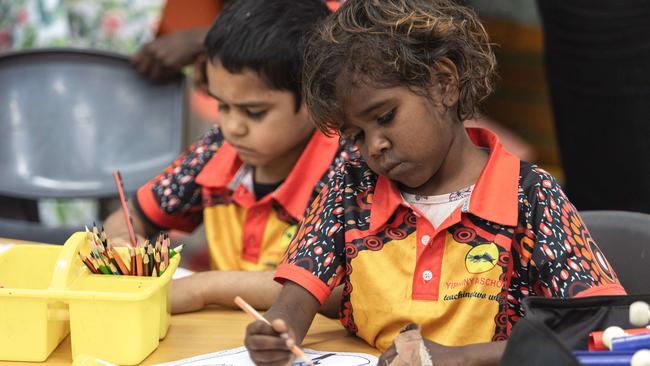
[169,244,184,259]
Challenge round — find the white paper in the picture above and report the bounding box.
[154,346,377,366]
[172,267,195,280]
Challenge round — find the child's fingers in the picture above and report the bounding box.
[245,319,296,366]
[271,318,288,333]
[246,320,279,336]
[110,237,131,247]
[246,333,291,351]
[245,333,293,366]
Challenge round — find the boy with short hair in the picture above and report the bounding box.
[244,1,626,364]
[105,0,347,314]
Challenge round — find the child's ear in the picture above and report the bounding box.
[430,57,460,109]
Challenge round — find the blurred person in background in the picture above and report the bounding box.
[537,0,650,213]
[0,0,165,228]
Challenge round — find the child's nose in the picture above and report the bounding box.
[222,117,248,137]
[367,134,390,158]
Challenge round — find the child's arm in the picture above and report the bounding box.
[171,271,280,313]
[519,167,625,298]
[171,271,343,316]
[244,281,321,365]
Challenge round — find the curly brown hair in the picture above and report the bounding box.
[303,0,496,134]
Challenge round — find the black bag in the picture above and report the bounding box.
[500,295,650,366]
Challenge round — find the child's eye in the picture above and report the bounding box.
[218,103,229,113]
[376,108,396,126]
[341,128,363,145]
[246,109,267,120]
[349,130,364,144]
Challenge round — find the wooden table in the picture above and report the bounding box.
[0,307,379,365]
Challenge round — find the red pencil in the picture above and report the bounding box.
[113,170,138,248]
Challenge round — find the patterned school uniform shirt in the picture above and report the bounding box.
[135,126,351,271]
[276,128,626,351]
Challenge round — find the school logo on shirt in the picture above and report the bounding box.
[465,243,499,273]
[281,224,298,246]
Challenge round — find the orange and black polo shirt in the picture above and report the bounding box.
[135,126,351,271]
[276,128,626,351]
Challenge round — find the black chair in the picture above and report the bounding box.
[0,48,185,244]
[581,210,650,295]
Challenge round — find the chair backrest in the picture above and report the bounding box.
[581,210,650,295]
[0,48,185,199]
[0,48,185,244]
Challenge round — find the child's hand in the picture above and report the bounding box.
[132,29,207,82]
[245,318,296,366]
[170,275,205,314]
[109,234,146,247]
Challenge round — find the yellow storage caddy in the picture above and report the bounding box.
[0,244,70,362]
[0,232,179,365]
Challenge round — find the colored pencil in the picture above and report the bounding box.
[135,247,143,276]
[110,247,130,275]
[143,252,150,277]
[80,226,181,277]
[78,253,98,274]
[162,239,169,269]
[154,251,161,274]
[129,247,136,275]
[169,244,184,259]
[113,170,138,248]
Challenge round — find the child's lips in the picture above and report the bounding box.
[382,161,405,176]
[232,144,256,155]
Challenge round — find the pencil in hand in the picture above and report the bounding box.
[113,170,138,248]
[234,296,315,366]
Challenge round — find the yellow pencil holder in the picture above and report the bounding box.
[0,232,179,365]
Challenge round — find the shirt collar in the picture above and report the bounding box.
[195,131,340,220]
[370,128,520,231]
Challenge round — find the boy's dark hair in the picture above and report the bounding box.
[204,0,330,110]
[304,0,497,133]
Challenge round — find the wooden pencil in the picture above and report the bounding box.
[135,247,143,276]
[162,240,169,269]
[154,251,161,274]
[129,247,136,276]
[169,244,184,259]
[147,246,155,276]
[113,170,138,248]
[92,253,111,274]
[78,253,98,274]
[110,246,130,275]
[143,252,150,277]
